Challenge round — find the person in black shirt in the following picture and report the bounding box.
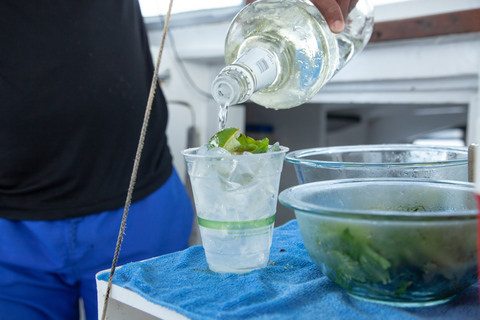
[0,1,193,319]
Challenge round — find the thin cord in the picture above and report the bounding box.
[100,0,174,319]
[159,15,212,99]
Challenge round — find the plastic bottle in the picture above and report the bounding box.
[211,0,374,110]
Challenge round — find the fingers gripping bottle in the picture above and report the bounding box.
[211,0,374,110]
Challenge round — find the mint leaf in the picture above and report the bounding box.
[234,134,269,154]
[321,228,391,285]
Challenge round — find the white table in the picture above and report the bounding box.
[96,265,189,320]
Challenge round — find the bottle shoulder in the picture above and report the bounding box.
[224,0,330,56]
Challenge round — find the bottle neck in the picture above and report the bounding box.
[211,47,278,106]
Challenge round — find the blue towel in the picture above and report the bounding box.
[97,220,480,320]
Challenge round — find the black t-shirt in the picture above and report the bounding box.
[0,0,172,220]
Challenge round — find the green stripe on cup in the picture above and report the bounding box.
[197,215,276,230]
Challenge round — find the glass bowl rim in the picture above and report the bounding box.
[181,146,289,159]
[279,178,477,221]
[285,144,468,168]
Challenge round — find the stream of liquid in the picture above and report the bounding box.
[218,103,229,131]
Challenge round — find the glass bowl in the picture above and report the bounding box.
[285,144,469,183]
[279,178,478,307]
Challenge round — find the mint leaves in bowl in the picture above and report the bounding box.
[279,178,478,307]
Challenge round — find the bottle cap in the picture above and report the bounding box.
[211,65,255,106]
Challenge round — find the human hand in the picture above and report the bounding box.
[245,0,359,34]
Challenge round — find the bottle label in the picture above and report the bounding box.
[235,47,277,91]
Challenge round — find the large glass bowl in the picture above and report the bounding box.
[279,178,478,307]
[285,145,469,183]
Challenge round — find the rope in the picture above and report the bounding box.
[100,1,174,318]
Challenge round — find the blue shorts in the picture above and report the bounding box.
[0,169,193,320]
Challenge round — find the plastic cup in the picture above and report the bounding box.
[182,146,289,274]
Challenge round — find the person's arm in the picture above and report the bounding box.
[245,0,358,33]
